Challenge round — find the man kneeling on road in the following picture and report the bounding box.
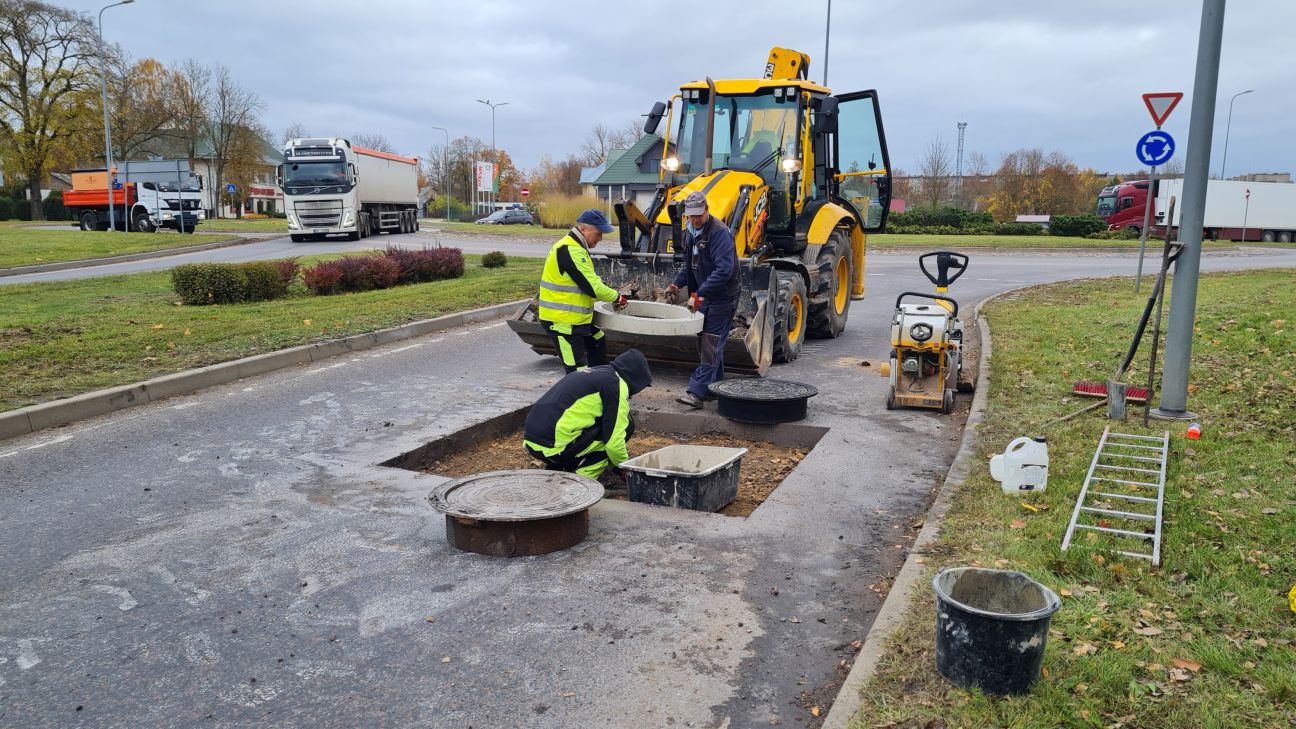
[665,192,739,409]
[537,208,628,373]
[523,349,652,480]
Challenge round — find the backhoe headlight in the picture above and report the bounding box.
[781,158,802,174]
[662,156,680,172]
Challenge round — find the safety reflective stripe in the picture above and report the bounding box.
[555,332,576,366]
[540,280,585,294]
[539,300,593,315]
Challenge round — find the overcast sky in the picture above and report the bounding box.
[65,0,1293,178]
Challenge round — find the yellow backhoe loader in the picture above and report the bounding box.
[510,47,893,374]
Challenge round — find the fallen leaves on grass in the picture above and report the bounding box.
[1073,643,1098,656]
[1010,519,1027,529]
[1171,658,1201,672]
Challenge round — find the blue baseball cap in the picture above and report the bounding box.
[577,208,615,233]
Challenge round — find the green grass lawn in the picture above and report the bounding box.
[866,233,1282,249]
[853,270,1296,727]
[0,227,241,269]
[0,254,541,411]
[195,218,290,233]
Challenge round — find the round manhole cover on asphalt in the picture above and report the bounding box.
[708,379,819,424]
[429,469,604,522]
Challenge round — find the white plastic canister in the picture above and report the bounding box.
[989,437,1049,495]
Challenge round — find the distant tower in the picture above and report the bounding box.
[955,122,968,206]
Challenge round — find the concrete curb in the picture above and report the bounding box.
[0,236,261,277]
[821,294,1001,729]
[0,299,528,443]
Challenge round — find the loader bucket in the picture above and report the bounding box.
[506,252,774,376]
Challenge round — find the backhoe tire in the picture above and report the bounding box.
[772,270,807,364]
[807,230,852,339]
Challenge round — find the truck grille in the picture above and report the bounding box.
[164,200,201,210]
[295,199,342,228]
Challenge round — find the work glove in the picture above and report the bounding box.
[614,294,629,311]
[663,283,680,305]
[688,293,703,313]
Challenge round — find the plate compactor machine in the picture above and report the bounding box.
[881,251,970,413]
[509,47,893,375]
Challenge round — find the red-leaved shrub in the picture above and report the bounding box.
[383,245,465,283]
[272,257,300,286]
[303,261,343,295]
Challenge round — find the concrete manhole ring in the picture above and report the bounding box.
[594,300,704,336]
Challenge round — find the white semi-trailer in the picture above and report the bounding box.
[278,137,420,242]
[1154,178,1296,243]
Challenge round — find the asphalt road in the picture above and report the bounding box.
[1,244,1294,728]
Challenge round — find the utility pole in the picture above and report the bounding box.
[955,122,967,207]
[822,0,831,86]
[430,126,450,220]
[1152,0,1226,421]
[97,0,135,232]
[477,99,508,212]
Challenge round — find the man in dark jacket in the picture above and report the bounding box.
[665,192,739,409]
[523,349,652,479]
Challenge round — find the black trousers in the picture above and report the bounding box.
[542,321,607,373]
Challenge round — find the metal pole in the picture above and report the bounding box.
[1218,89,1253,180]
[431,126,449,220]
[1153,0,1226,420]
[97,2,133,232]
[822,0,831,86]
[1134,164,1157,293]
[1240,188,1250,242]
[176,159,185,233]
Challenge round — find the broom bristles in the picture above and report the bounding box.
[1072,380,1149,403]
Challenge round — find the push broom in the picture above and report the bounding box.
[1072,199,1184,405]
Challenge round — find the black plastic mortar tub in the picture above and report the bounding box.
[932,567,1061,696]
[619,444,747,512]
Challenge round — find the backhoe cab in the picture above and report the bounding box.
[509,47,892,374]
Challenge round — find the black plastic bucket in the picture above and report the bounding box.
[932,567,1061,696]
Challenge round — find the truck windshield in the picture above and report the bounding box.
[1096,194,1116,218]
[676,91,798,180]
[285,162,348,186]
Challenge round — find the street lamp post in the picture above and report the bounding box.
[476,99,507,213]
[430,125,450,221]
[97,0,135,232]
[1219,89,1253,180]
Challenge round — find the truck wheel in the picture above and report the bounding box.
[79,211,96,231]
[1261,230,1276,243]
[1279,232,1293,244]
[1127,225,1140,236]
[772,270,807,363]
[291,234,308,243]
[807,230,852,339]
[134,211,156,233]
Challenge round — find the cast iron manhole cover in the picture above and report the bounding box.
[428,470,604,556]
[708,379,819,423]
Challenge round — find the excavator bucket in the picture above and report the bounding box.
[507,252,775,376]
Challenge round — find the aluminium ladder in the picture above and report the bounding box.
[1061,426,1170,566]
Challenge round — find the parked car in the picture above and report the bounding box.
[476,209,534,225]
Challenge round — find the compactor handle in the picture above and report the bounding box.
[919,251,969,289]
[895,291,958,318]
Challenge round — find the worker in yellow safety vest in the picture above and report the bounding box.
[538,209,627,372]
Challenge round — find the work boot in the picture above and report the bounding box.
[676,392,703,409]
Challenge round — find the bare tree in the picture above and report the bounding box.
[351,133,393,152]
[917,136,954,208]
[580,123,615,165]
[205,63,264,218]
[616,120,645,147]
[0,0,98,218]
[281,121,307,145]
[171,59,211,167]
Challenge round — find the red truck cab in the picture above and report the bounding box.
[1097,180,1153,233]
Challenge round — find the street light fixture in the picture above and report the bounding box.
[98,0,135,232]
[476,99,508,212]
[1219,89,1253,181]
[430,125,450,221]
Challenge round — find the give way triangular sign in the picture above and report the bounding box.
[1143,92,1184,127]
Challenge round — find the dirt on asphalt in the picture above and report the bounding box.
[424,428,807,517]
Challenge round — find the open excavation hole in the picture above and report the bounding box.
[383,408,827,517]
